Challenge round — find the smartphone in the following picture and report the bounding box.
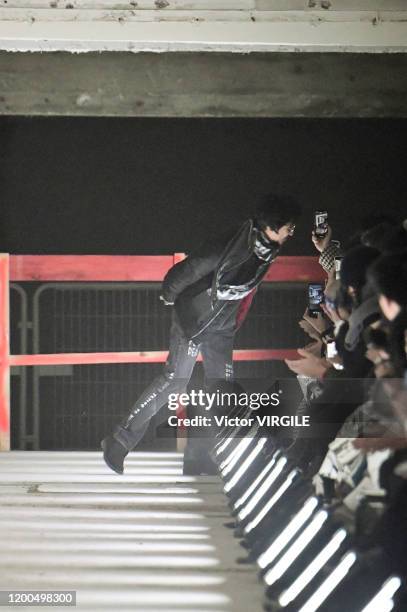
[314,211,328,237]
[308,283,324,318]
[334,256,343,280]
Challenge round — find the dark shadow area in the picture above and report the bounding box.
[0,117,406,255]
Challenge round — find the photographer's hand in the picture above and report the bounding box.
[353,436,407,452]
[285,349,331,379]
[303,310,330,335]
[301,341,323,357]
[320,302,342,324]
[312,224,332,253]
[299,318,321,341]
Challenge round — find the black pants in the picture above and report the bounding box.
[113,314,234,451]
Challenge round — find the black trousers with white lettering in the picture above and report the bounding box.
[113,313,234,451]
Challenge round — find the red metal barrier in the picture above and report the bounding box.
[9,255,325,283]
[9,349,300,367]
[0,253,323,450]
[0,255,10,451]
[10,255,175,282]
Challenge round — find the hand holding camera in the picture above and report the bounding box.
[312,211,331,253]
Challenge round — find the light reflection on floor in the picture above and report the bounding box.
[0,451,264,611]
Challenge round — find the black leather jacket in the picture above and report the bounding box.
[162,219,280,341]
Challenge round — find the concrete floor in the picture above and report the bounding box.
[0,451,264,612]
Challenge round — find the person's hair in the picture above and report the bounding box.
[362,222,407,254]
[367,250,407,306]
[340,245,381,306]
[255,193,301,232]
[345,213,397,250]
[388,309,407,377]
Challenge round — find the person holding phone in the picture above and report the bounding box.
[311,214,341,274]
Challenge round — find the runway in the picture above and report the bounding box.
[0,451,264,611]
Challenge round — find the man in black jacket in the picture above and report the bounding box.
[102,194,301,474]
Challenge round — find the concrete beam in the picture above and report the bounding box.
[2,0,407,53]
[1,9,405,22]
[0,51,407,117]
[1,1,407,11]
[1,18,407,53]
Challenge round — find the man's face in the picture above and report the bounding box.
[264,222,296,245]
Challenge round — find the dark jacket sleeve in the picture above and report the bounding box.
[161,238,225,303]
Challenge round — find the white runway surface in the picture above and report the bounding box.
[0,452,264,611]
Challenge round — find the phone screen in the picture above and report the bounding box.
[314,211,328,237]
[308,283,324,316]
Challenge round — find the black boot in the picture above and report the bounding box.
[101,436,128,474]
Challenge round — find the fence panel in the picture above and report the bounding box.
[29,281,307,450]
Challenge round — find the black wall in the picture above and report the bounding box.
[1,117,406,255]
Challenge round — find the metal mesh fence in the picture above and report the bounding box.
[34,284,173,450]
[12,281,308,450]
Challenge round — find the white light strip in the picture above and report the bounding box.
[0,540,216,553]
[219,438,248,471]
[219,428,255,469]
[365,600,394,612]
[244,470,298,534]
[224,438,267,493]
[298,551,357,612]
[264,510,328,587]
[234,453,278,510]
[0,520,209,533]
[221,437,255,477]
[360,577,402,612]
[215,415,251,457]
[215,435,234,456]
[279,529,347,607]
[220,428,257,475]
[257,497,319,569]
[238,456,287,521]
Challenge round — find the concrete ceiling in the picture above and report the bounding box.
[0,1,406,117]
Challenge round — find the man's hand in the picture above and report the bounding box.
[312,225,332,253]
[381,379,407,426]
[299,318,321,342]
[320,302,342,324]
[353,436,407,452]
[159,295,174,306]
[301,341,323,357]
[285,348,331,379]
[302,310,331,335]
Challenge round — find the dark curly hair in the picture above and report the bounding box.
[255,193,302,232]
